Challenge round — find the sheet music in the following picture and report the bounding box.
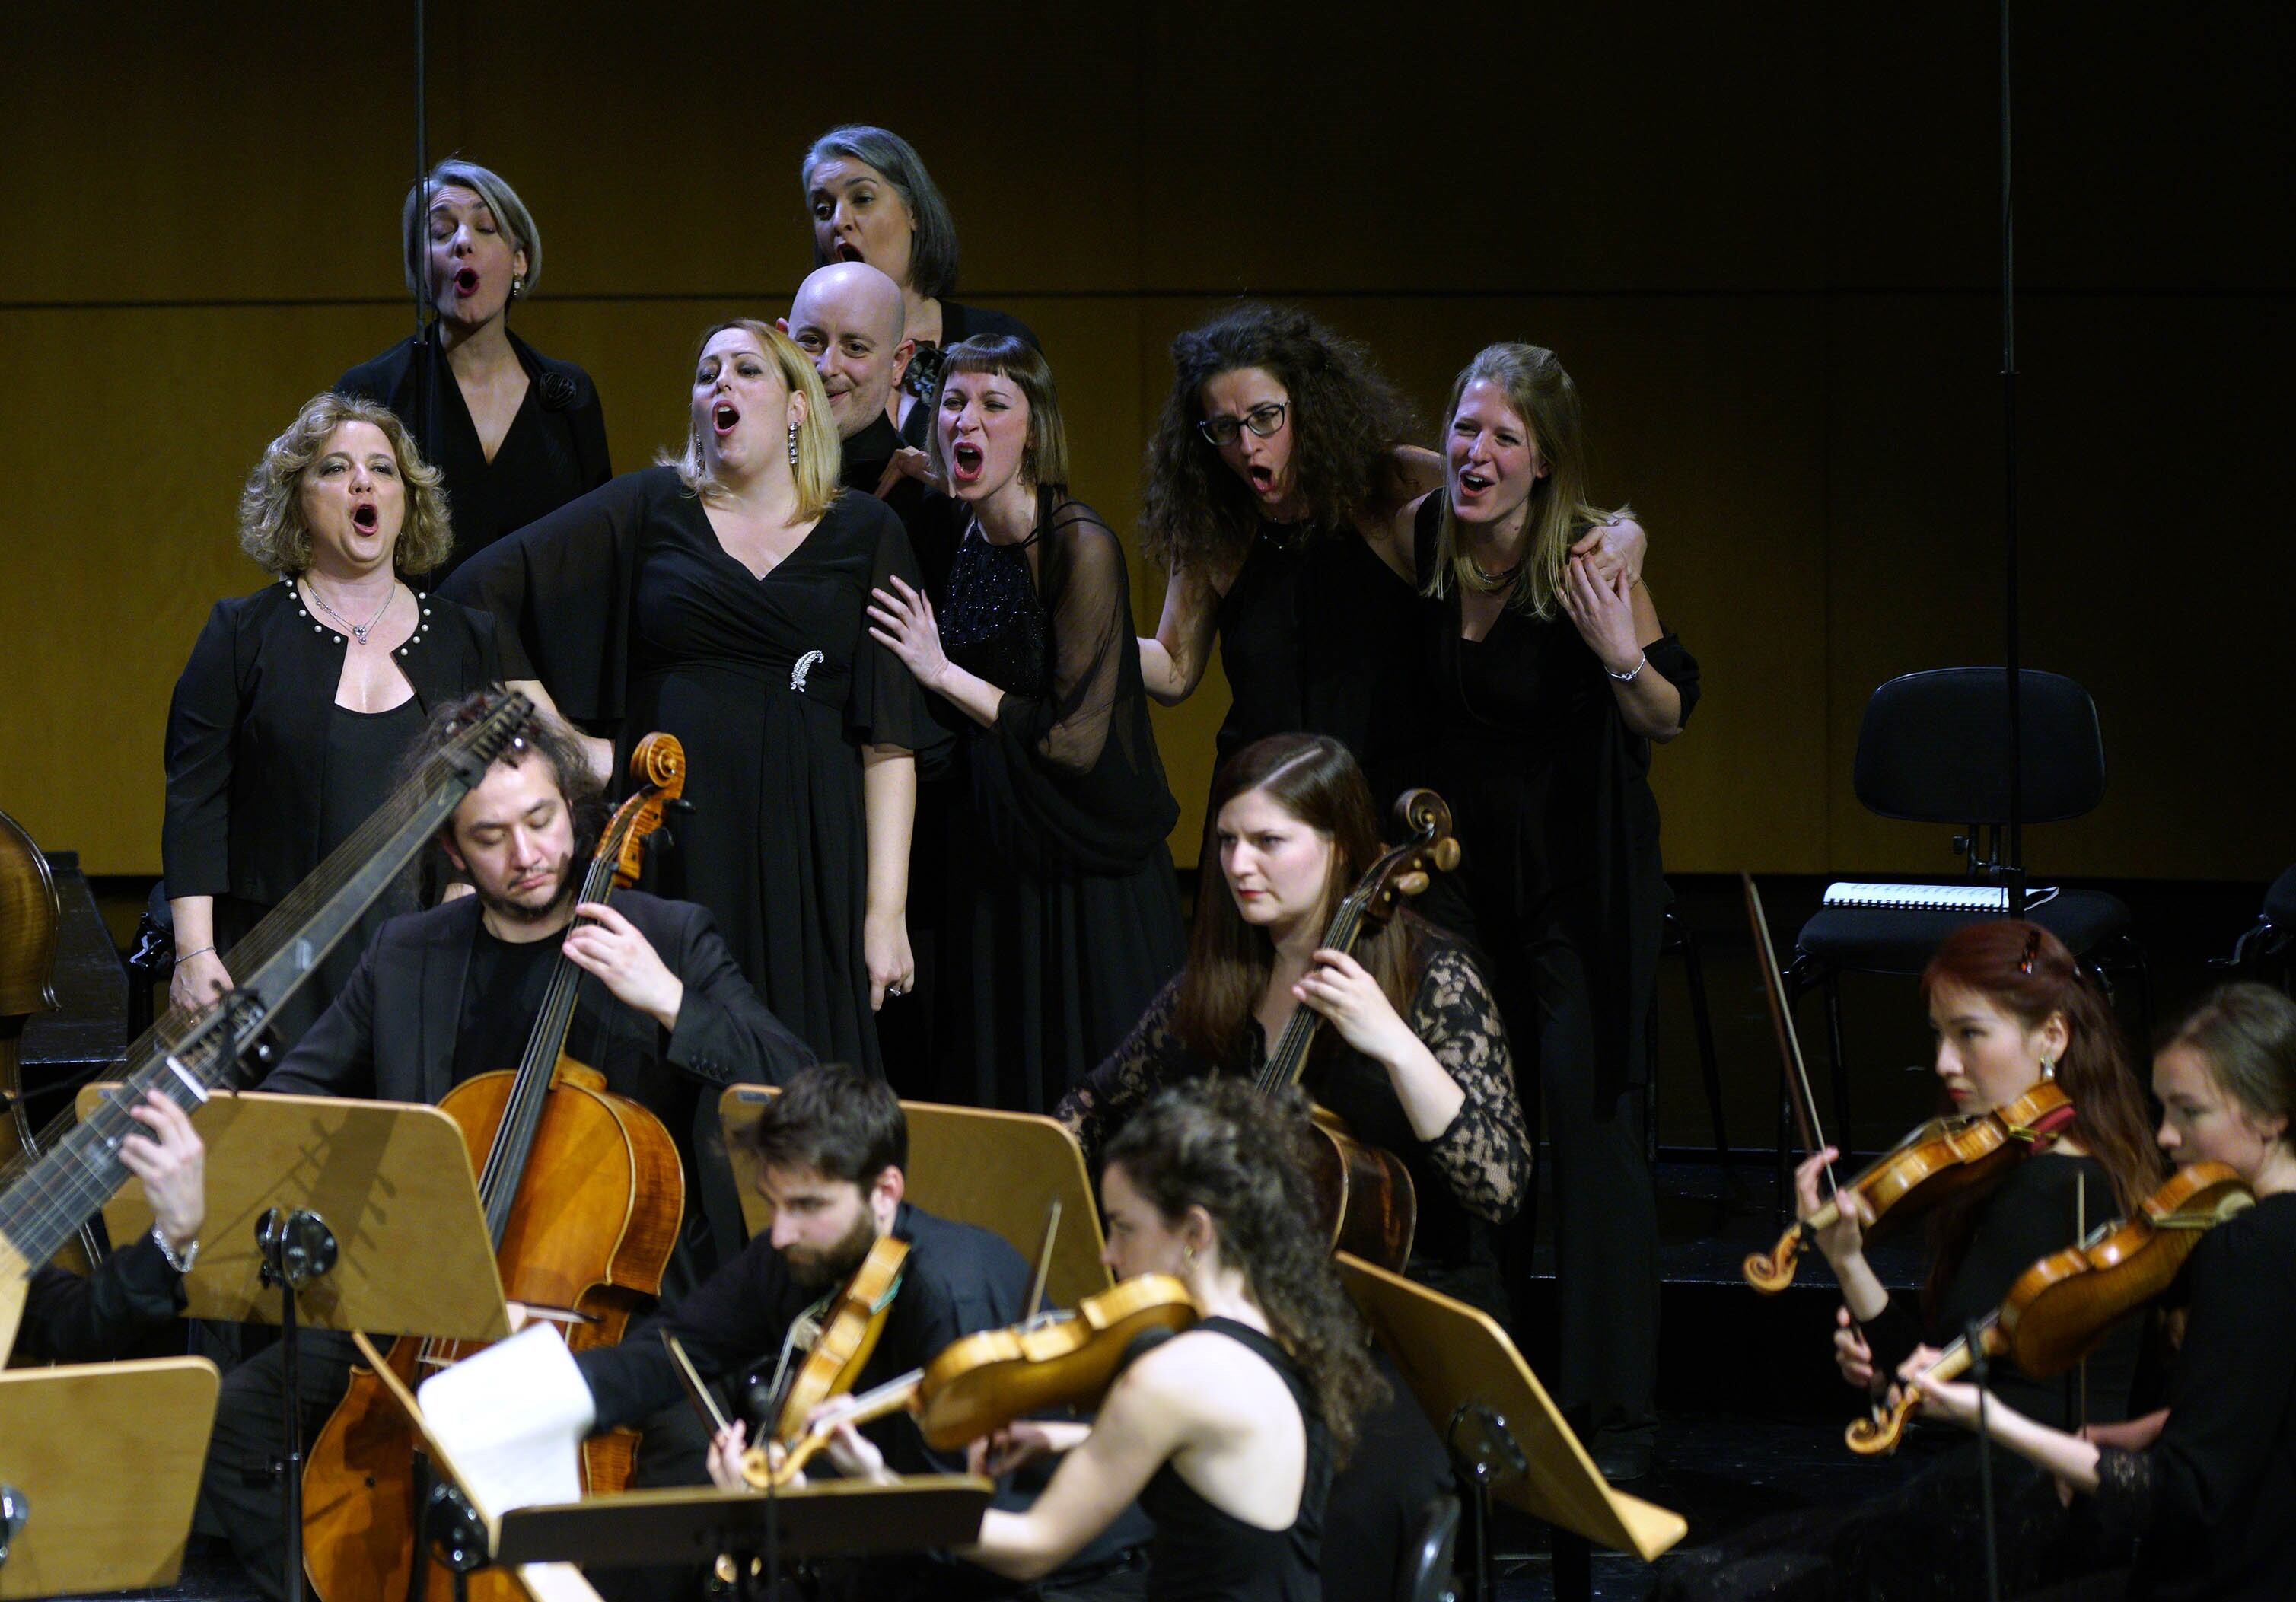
[416,1323,597,1520]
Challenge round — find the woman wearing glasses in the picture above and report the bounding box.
[868,336,1185,1114]
[1135,302,1642,814]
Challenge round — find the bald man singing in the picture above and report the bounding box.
[781,261,919,506]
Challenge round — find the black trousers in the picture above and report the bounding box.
[191,1330,358,1601]
[1442,890,1658,1444]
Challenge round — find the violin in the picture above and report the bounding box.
[739,1272,1200,1489]
[737,1233,912,1487]
[1743,1079,2077,1294]
[304,733,691,1602]
[1256,788,1463,1271]
[1845,1161,2253,1455]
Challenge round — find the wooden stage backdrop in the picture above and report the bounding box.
[2,3,2288,881]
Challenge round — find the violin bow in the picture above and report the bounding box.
[1024,1199,1063,1323]
[1742,874,1841,1195]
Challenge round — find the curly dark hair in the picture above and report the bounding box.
[1141,302,1422,574]
[1103,1077,1387,1463]
[400,689,610,867]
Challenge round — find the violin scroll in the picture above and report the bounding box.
[1741,1219,1812,1295]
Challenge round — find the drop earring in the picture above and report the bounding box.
[509,275,524,301]
[788,421,800,467]
[2039,1056,2056,1082]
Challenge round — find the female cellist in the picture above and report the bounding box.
[734,1076,1384,1602]
[1655,921,2163,1601]
[1913,982,2296,1600]
[1056,732,1531,1319]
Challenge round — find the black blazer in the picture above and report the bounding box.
[260,891,817,1272]
[162,580,501,906]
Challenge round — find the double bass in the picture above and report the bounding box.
[1254,787,1463,1272]
[302,734,691,1602]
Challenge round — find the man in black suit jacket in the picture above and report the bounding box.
[195,696,815,1600]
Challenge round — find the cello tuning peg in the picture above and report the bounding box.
[668,798,698,815]
[1396,871,1429,897]
[1433,840,1461,871]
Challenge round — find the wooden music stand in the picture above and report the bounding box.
[493,1476,997,1568]
[0,1356,218,1597]
[81,1087,511,1342]
[82,1086,511,1602]
[1337,1253,1686,1575]
[717,1088,1113,1311]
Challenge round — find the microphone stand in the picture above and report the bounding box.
[2000,0,2027,920]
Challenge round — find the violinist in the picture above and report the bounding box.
[1057,734,1531,1318]
[1656,921,2164,1602]
[800,1077,1384,1602]
[581,1062,1151,1602]
[13,1090,203,1365]
[193,696,811,1600]
[1913,983,2296,1601]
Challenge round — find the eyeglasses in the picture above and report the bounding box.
[1197,402,1288,447]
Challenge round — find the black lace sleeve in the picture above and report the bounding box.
[1412,944,1533,1223]
[2091,1446,2155,1533]
[1056,976,1189,1164]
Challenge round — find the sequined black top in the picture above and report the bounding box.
[940,521,1047,697]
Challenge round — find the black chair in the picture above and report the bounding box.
[1786,669,2147,1149]
[1397,1495,1461,1602]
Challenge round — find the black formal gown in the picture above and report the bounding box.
[1212,518,1425,812]
[896,301,1041,450]
[929,496,1185,1113]
[163,578,502,1048]
[1409,492,1701,1455]
[441,468,949,1076]
[336,326,610,582]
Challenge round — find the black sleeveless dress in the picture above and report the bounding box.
[1138,1317,1332,1602]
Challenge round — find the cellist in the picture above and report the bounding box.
[578,1062,1152,1602]
[192,695,812,1600]
[1654,922,2163,1601]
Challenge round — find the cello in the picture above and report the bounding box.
[0,807,105,1279]
[301,734,691,1602]
[1253,787,1463,1271]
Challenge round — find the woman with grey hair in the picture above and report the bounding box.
[163,392,502,1047]
[338,159,610,581]
[802,126,1038,449]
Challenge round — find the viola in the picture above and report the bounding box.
[1255,788,1463,1271]
[1743,1079,2078,1294]
[740,1272,1201,1489]
[304,733,691,1602]
[1845,1161,2253,1454]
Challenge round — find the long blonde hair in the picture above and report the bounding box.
[1423,342,1629,619]
[659,319,842,521]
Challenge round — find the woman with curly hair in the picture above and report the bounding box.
[1135,302,1642,812]
[801,126,1039,450]
[785,1075,1383,1602]
[1059,733,1531,1318]
[336,159,611,582]
[164,391,501,1045]
[443,320,946,1080]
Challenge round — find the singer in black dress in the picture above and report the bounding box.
[336,160,609,581]
[869,337,1183,1113]
[445,323,945,1077]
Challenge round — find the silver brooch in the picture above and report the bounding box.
[791,649,824,693]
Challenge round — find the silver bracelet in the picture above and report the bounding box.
[1607,652,1648,683]
[175,945,216,962]
[151,1225,200,1274]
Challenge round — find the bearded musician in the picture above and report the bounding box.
[572,1061,1151,1602]
[193,693,813,1600]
